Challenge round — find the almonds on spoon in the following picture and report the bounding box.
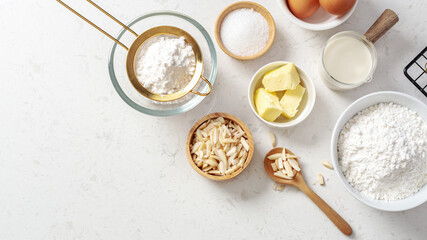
[271,147,301,180]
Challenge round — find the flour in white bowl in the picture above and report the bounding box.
[135,35,195,95]
[338,102,427,201]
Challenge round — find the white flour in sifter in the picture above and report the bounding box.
[220,8,269,57]
[135,35,195,95]
[338,102,427,201]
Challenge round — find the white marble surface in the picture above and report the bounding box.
[1,0,426,239]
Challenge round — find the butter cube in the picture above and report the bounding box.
[280,84,305,119]
[254,88,283,122]
[262,63,301,91]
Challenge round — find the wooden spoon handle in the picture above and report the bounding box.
[364,9,399,44]
[297,183,352,236]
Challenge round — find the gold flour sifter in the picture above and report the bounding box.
[57,0,213,102]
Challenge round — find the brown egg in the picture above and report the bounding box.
[319,0,356,15]
[287,0,320,19]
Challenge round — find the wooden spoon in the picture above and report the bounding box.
[264,147,352,236]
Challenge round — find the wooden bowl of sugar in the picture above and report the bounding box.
[186,112,254,181]
[215,1,276,60]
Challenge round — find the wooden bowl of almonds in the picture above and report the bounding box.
[186,112,254,181]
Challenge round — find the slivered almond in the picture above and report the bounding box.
[206,141,212,157]
[318,174,325,185]
[201,130,208,138]
[322,161,333,169]
[197,160,203,168]
[222,138,236,143]
[218,162,225,174]
[216,149,227,166]
[288,159,300,171]
[196,129,203,140]
[233,132,245,139]
[267,153,282,160]
[271,162,278,171]
[278,157,284,170]
[205,158,218,167]
[202,165,213,172]
[238,149,244,158]
[204,123,216,133]
[223,143,229,152]
[240,138,249,151]
[208,170,222,175]
[225,168,234,175]
[283,160,294,177]
[273,183,286,192]
[213,128,219,144]
[228,153,236,165]
[236,125,244,134]
[215,117,225,123]
[269,131,276,147]
[198,122,208,130]
[286,154,299,159]
[231,159,238,166]
[281,147,287,159]
[274,171,293,179]
[236,144,243,154]
[191,142,202,153]
[238,151,247,166]
[226,147,236,156]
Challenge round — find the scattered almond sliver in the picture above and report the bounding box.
[269,131,276,147]
[273,182,286,192]
[322,160,333,169]
[270,147,301,180]
[318,173,325,185]
[190,117,250,176]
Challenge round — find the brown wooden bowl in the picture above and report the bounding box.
[215,1,276,60]
[186,112,254,181]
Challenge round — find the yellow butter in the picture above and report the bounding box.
[254,88,283,122]
[280,84,305,119]
[262,63,301,92]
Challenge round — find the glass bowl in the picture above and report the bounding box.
[108,11,217,117]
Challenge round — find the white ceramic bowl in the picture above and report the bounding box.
[248,61,316,128]
[331,91,427,211]
[276,0,358,31]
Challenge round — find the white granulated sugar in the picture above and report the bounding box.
[338,102,427,201]
[220,8,269,57]
[135,35,195,95]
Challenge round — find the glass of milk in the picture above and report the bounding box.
[319,31,377,90]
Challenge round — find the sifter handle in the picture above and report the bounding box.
[56,0,138,51]
[190,76,213,96]
[364,9,399,44]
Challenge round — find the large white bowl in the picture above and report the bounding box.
[276,0,358,31]
[331,91,427,211]
[248,61,316,128]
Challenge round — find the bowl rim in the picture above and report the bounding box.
[248,61,316,128]
[186,112,254,181]
[276,0,358,31]
[214,1,276,60]
[331,91,427,211]
[108,11,217,117]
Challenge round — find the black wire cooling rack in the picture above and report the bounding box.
[404,46,427,97]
